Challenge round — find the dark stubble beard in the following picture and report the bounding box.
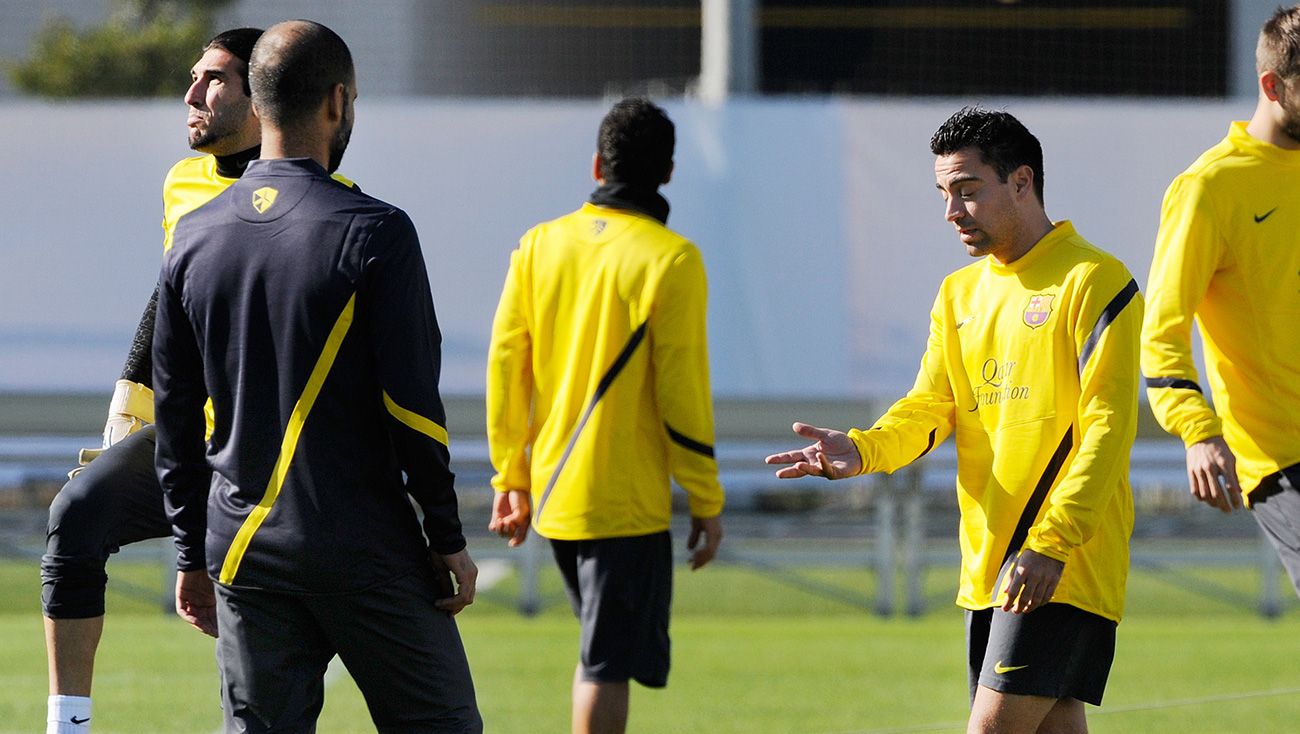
[327,103,353,174]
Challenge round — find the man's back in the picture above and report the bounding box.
[488,202,723,540]
[155,157,463,593]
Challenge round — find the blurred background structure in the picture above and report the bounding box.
[0,0,1293,625]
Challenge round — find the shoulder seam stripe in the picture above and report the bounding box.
[1078,278,1139,374]
[665,422,715,458]
[1143,375,1203,393]
[534,321,649,524]
[382,391,449,447]
[218,293,356,585]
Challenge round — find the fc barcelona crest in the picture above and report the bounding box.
[1023,294,1055,329]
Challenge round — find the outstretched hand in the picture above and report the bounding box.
[764,422,863,480]
[175,569,218,637]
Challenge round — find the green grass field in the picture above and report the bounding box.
[2,555,1298,733]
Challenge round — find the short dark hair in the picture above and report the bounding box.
[597,98,675,188]
[1257,5,1300,78]
[930,106,1045,204]
[249,20,354,130]
[203,28,262,96]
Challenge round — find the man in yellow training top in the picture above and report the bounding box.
[486,97,725,734]
[767,107,1141,733]
[1142,5,1300,599]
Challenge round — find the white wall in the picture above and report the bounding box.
[0,97,1246,397]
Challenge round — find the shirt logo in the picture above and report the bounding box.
[1023,294,1055,329]
[956,315,976,330]
[252,187,279,214]
[592,219,607,235]
[1254,207,1277,223]
[993,661,1028,674]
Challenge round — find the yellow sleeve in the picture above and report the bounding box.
[486,244,535,493]
[1140,175,1224,447]
[651,246,724,518]
[848,288,956,474]
[1026,270,1141,561]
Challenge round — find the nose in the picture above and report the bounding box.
[945,196,964,223]
[184,78,205,108]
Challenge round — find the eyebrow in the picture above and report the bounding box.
[935,174,983,191]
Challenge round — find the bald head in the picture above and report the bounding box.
[249,20,354,130]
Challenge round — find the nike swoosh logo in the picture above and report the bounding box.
[956,316,975,330]
[993,661,1028,674]
[1254,207,1277,223]
[71,716,91,724]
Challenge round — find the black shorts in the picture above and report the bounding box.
[966,602,1116,706]
[551,531,673,688]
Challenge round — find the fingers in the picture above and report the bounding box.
[1001,552,1063,614]
[792,422,832,441]
[1001,565,1025,613]
[434,552,477,615]
[764,450,809,465]
[688,517,723,570]
[689,533,720,570]
[176,599,218,637]
[435,591,473,615]
[817,452,838,480]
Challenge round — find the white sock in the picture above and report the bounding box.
[47,695,92,734]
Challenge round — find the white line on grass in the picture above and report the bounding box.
[209,558,513,734]
[820,685,1300,734]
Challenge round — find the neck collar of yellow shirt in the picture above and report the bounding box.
[987,220,1076,274]
[1229,121,1300,168]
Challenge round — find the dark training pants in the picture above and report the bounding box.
[41,426,172,618]
[214,569,482,734]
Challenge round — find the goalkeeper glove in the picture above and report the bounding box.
[102,379,154,447]
[70,380,155,478]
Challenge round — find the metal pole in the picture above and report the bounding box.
[699,0,758,104]
[902,467,926,617]
[1258,527,1281,619]
[874,474,895,617]
[519,532,542,616]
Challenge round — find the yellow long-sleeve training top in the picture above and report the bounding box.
[849,222,1141,622]
[487,202,724,540]
[1141,122,1300,498]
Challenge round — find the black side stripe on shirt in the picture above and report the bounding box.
[1143,375,1204,393]
[997,427,1075,575]
[913,428,938,463]
[1077,278,1139,374]
[666,422,715,459]
[534,321,649,522]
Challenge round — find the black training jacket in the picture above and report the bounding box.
[154,157,464,593]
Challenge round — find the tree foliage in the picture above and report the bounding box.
[11,0,233,98]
